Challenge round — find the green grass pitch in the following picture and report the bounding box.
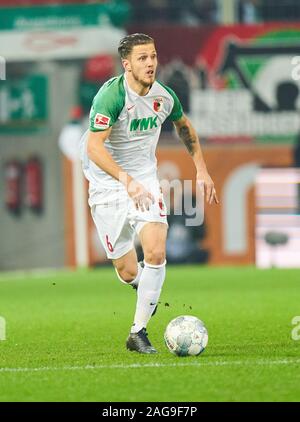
[0,266,300,402]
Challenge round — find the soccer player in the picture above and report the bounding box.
[80,33,218,354]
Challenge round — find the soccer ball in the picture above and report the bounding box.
[164,315,208,356]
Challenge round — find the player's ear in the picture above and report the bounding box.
[122,58,131,72]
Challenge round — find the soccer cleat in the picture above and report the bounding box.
[132,261,158,317]
[126,328,157,354]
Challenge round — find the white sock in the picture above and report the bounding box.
[114,262,143,288]
[131,260,166,333]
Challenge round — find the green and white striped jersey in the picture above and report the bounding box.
[80,74,183,200]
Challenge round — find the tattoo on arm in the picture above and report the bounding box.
[178,125,197,156]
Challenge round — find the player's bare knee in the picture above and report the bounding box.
[120,269,137,283]
[144,249,166,266]
[114,263,138,283]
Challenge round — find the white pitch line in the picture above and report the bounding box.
[0,358,300,373]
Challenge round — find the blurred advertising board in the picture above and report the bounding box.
[62,145,293,267]
[255,168,300,268]
[0,2,130,30]
[0,3,127,61]
[0,74,48,133]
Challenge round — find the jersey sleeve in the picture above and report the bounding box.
[157,81,184,121]
[89,76,125,132]
[168,88,184,121]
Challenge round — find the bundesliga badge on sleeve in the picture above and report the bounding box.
[94,113,110,130]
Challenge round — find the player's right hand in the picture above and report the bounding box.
[126,179,155,212]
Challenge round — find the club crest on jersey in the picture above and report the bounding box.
[153,97,163,112]
[94,113,110,129]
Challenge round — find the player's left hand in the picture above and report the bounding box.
[126,179,155,212]
[197,170,219,205]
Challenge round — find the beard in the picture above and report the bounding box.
[131,69,154,88]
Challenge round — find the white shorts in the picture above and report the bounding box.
[90,178,168,259]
